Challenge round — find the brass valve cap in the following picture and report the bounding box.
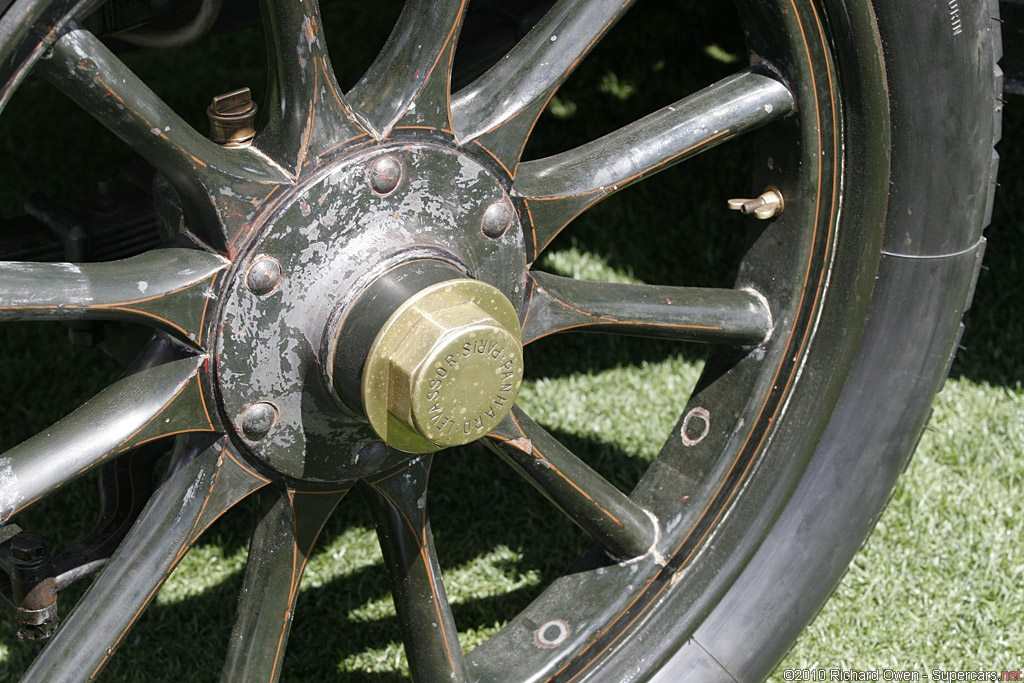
[207,88,258,147]
[361,279,523,453]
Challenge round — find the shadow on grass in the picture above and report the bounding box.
[0,428,647,681]
[952,104,1024,388]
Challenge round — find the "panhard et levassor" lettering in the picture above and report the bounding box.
[423,336,517,437]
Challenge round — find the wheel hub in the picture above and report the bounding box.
[212,142,527,481]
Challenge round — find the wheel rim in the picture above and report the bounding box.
[0,0,881,680]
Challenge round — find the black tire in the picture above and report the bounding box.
[0,0,999,681]
[646,2,1001,680]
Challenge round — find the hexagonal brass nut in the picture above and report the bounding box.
[362,280,523,453]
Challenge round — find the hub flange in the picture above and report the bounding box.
[212,142,526,481]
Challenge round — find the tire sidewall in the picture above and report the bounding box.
[616,1,997,680]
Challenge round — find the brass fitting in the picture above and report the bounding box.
[361,279,523,453]
[207,88,257,148]
[727,187,784,219]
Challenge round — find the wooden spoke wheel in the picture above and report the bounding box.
[0,0,999,680]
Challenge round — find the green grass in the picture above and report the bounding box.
[1,1,1022,681]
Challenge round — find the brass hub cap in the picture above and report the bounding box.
[362,279,523,453]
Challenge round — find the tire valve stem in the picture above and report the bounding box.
[727,187,784,219]
[207,88,257,148]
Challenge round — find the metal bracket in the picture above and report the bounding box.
[0,529,60,640]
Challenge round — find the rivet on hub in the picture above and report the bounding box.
[246,256,282,295]
[241,402,278,441]
[481,199,513,238]
[369,156,402,195]
[207,87,257,148]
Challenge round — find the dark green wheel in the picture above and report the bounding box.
[0,0,1000,680]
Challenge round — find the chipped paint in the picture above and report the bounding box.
[507,436,533,454]
[176,476,204,523]
[0,458,21,520]
[214,143,526,482]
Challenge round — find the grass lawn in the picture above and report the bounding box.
[1,2,1021,680]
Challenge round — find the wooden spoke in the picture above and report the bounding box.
[515,70,794,258]
[0,249,228,348]
[486,408,657,560]
[21,439,269,682]
[522,271,772,346]
[258,0,366,170]
[221,485,348,682]
[364,456,468,682]
[347,0,468,136]
[36,25,291,251]
[452,0,635,176]
[0,357,219,523]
